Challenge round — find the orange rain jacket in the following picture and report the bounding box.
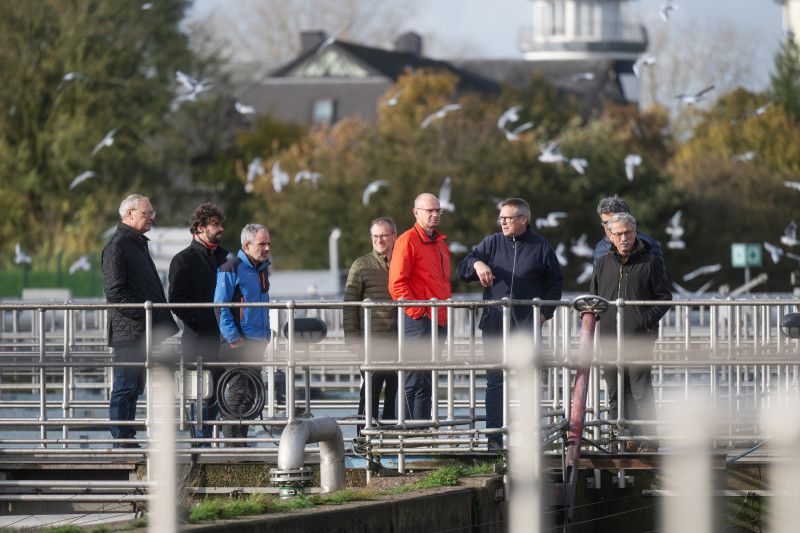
[389,222,452,325]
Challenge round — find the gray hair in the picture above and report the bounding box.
[241,223,268,247]
[500,198,531,219]
[118,194,147,220]
[370,217,396,235]
[606,212,637,230]
[596,195,631,218]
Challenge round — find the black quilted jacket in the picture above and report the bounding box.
[101,222,178,347]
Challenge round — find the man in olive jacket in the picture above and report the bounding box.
[590,212,671,453]
[102,194,179,447]
[343,217,398,425]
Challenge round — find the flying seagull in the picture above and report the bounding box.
[362,180,390,206]
[294,170,322,189]
[624,154,642,181]
[315,35,336,56]
[569,158,588,174]
[555,243,568,267]
[497,105,523,131]
[658,1,679,22]
[784,181,800,192]
[576,262,594,284]
[763,241,785,264]
[666,210,686,249]
[571,72,595,82]
[535,212,567,229]
[672,279,714,298]
[271,161,290,193]
[68,254,91,275]
[15,243,31,265]
[57,71,87,91]
[502,121,534,141]
[538,140,567,164]
[633,54,656,79]
[682,263,722,282]
[91,127,120,157]
[378,89,404,107]
[676,85,715,105]
[781,221,799,247]
[171,71,213,111]
[235,102,256,114]
[448,242,470,254]
[731,101,772,124]
[570,234,594,259]
[731,151,757,162]
[69,171,98,190]
[420,104,462,129]
[439,176,455,213]
[245,157,263,193]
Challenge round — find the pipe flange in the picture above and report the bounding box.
[270,467,314,485]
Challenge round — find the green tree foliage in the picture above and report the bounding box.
[0,0,195,269]
[769,35,800,121]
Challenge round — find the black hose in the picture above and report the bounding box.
[215,367,266,420]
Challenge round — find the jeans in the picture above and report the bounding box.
[358,370,398,421]
[402,315,445,420]
[109,344,146,443]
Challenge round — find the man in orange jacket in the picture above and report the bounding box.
[389,193,451,420]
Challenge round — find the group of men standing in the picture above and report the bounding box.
[101,190,671,452]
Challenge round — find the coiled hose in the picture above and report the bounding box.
[215,367,266,420]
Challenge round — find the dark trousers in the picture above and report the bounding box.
[604,365,657,438]
[482,336,505,447]
[358,371,399,421]
[109,344,146,442]
[402,315,445,420]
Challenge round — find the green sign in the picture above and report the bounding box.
[731,243,762,268]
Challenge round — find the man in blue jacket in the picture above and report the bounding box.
[457,198,564,450]
[214,223,271,446]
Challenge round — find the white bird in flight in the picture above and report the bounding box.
[271,161,290,193]
[571,72,595,82]
[502,122,534,141]
[570,234,594,258]
[69,254,91,275]
[496,105,533,140]
[439,176,455,213]
[379,89,404,107]
[245,157,263,193]
[69,171,98,190]
[57,71,87,91]
[731,101,772,124]
[569,158,588,174]
[576,262,594,284]
[420,104,462,129]
[784,181,800,192]
[535,212,567,229]
[171,71,213,111]
[235,102,256,114]
[315,35,336,56]
[448,242,470,254]
[658,1,679,22]
[362,180,390,206]
[731,151,757,163]
[294,170,322,189]
[91,127,120,157]
[555,243,567,267]
[672,279,714,298]
[538,140,567,164]
[624,154,642,181]
[763,241,785,264]
[632,54,656,79]
[676,85,715,105]
[15,243,31,265]
[781,221,799,247]
[666,210,686,249]
[682,263,722,282]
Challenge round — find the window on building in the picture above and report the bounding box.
[312,99,336,124]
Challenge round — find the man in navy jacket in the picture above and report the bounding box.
[457,198,564,450]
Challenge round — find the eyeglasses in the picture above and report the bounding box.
[132,209,156,218]
[416,208,444,215]
[371,233,395,241]
[497,215,523,224]
[610,229,635,239]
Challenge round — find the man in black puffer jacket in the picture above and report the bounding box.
[590,212,671,453]
[102,194,179,447]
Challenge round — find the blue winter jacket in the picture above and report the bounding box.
[214,249,271,344]
[456,227,564,334]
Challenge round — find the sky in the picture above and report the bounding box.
[189,0,786,90]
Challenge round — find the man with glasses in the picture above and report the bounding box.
[457,198,563,451]
[102,194,179,447]
[389,193,451,420]
[590,212,671,453]
[343,217,399,432]
[594,195,664,271]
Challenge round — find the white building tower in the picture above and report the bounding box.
[519,0,647,61]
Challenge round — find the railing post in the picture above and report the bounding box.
[38,308,46,447]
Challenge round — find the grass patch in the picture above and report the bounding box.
[118,517,148,530]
